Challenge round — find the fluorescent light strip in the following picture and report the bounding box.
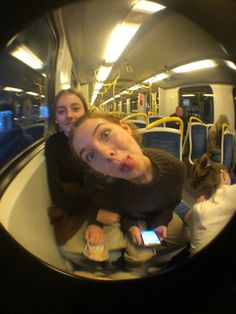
[26,91,39,96]
[97,66,112,82]
[91,94,97,105]
[104,22,140,63]
[225,60,236,70]
[172,59,216,73]
[128,84,141,91]
[94,82,103,91]
[10,44,43,70]
[3,86,23,92]
[132,1,166,14]
[143,72,168,84]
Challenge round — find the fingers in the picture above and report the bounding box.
[85,225,105,245]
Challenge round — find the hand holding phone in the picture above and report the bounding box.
[141,230,161,246]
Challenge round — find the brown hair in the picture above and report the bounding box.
[189,154,226,199]
[212,114,230,134]
[53,88,89,131]
[70,111,142,145]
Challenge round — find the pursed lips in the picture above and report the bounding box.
[119,155,135,172]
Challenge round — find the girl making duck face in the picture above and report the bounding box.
[71,112,186,251]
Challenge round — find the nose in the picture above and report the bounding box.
[96,143,116,160]
[66,108,74,119]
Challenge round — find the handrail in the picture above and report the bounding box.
[146,116,184,136]
[189,116,203,123]
[121,113,148,124]
[147,111,158,117]
[222,123,232,133]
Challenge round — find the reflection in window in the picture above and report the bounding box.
[0,17,55,169]
[179,86,214,123]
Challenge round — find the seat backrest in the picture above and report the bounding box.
[148,116,165,126]
[121,112,147,125]
[221,124,235,169]
[188,122,208,164]
[139,127,183,160]
[126,119,146,128]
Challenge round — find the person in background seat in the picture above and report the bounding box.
[184,154,235,255]
[207,113,230,163]
[167,106,187,136]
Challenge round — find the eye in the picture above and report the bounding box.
[57,108,65,115]
[85,151,95,163]
[72,105,81,112]
[101,129,110,141]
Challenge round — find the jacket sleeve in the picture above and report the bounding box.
[149,203,176,229]
[45,139,89,214]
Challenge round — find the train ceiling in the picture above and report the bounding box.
[0,0,236,104]
[57,0,236,104]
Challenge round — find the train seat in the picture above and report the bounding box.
[0,149,69,271]
[139,127,183,160]
[185,120,208,164]
[148,116,165,126]
[126,119,146,128]
[139,116,184,160]
[221,127,235,169]
[121,113,147,128]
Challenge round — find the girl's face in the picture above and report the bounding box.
[72,118,151,181]
[55,93,86,136]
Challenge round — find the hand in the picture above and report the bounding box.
[96,209,120,225]
[155,225,167,241]
[197,195,205,203]
[129,226,142,245]
[84,224,105,245]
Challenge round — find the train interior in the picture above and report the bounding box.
[0,0,236,282]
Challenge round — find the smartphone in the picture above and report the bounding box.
[141,230,161,246]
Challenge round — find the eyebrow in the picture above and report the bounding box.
[79,122,106,158]
[92,122,106,136]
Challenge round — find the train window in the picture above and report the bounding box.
[179,86,214,123]
[0,17,57,168]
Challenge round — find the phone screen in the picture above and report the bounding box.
[141,230,161,246]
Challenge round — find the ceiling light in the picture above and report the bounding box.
[104,22,140,63]
[132,1,166,14]
[26,91,39,96]
[10,44,43,70]
[172,60,216,73]
[3,86,23,92]
[181,94,196,97]
[225,60,236,70]
[94,82,103,91]
[91,94,97,105]
[128,84,141,91]
[143,72,168,84]
[97,65,112,82]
